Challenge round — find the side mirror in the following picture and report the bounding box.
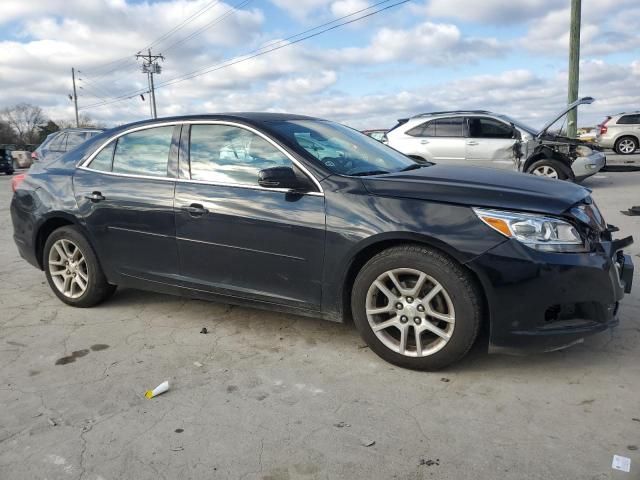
[258,166,301,190]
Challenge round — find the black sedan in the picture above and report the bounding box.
[10,113,634,370]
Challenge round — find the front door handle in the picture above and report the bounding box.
[420,139,430,144]
[85,191,105,202]
[467,141,479,146]
[181,203,209,216]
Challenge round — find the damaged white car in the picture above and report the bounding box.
[386,97,605,182]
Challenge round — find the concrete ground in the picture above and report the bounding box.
[1,170,639,480]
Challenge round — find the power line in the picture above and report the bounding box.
[82,0,223,77]
[79,0,408,111]
[161,0,252,54]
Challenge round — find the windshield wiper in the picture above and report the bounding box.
[349,170,390,176]
[399,163,428,172]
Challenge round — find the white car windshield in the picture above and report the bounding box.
[268,120,416,176]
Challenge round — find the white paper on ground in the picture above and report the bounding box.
[612,455,631,472]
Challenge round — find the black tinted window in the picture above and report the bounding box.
[88,142,115,172]
[434,118,463,137]
[618,115,640,125]
[112,126,173,177]
[189,124,292,185]
[406,121,435,137]
[468,118,514,139]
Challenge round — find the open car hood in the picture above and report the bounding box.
[536,96,595,139]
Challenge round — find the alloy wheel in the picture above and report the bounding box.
[365,268,455,357]
[48,239,89,299]
[532,165,558,178]
[618,139,636,154]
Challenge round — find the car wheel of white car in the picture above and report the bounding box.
[527,159,572,181]
[615,136,638,155]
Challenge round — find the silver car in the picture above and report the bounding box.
[387,97,606,182]
[596,112,640,155]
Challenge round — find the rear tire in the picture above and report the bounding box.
[526,158,572,181]
[351,245,482,370]
[44,226,116,307]
[614,136,638,155]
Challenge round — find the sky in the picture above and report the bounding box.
[0,0,639,130]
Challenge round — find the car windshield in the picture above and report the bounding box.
[268,120,415,176]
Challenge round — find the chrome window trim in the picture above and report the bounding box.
[78,120,324,195]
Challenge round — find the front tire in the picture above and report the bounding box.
[44,226,116,307]
[526,158,572,181]
[614,136,638,155]
[351,245,482,370]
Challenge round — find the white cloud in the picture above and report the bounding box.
[329,21,504,65]
[331,0,370,17]
[424,0,566,24]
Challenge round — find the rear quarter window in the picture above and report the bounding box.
[617,114,640,125]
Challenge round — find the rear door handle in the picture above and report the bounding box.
[181,203,209,216]
[420,140,430,144]
[467,141,479,146]
[85,191,105,202]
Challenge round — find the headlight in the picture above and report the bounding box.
[575,145,593,157]
[473,208,587,252]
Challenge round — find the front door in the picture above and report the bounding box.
[174,123,326,310]
[73,125,180,283]
[465,117,518,169]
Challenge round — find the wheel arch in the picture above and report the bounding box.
[35,213,86,269]
[339,234,488,328]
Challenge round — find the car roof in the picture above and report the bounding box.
[58,128,104,133]
[412,110,495,118]
[110,112,320,132]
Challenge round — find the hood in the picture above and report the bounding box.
[361,165,591,215]
[536,96,594,138]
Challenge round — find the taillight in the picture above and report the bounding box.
[11,173,26,192]
[599,117,611,135]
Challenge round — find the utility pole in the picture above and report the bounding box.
[71,67,79,127]
[567,0,581,138]
[136,49,164,119]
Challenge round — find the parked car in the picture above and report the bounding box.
[31,128,104,163]
[11,113,634,370]
[11,151,33,169]
[386,97,605,182]
[0,148,14,175]
[362,129,388,142]
[596,112,640,155]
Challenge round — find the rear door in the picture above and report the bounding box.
[465,116,518,169]
[173,122,326,310]
[398,118,466,163]
[73,124,180,284]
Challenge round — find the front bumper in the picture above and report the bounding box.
[572,151,606,181]
[467,238,633,354]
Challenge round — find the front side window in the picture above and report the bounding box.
[268,119,415,176]
[189,124,292,185]
[434,118,463,137]
[112,126,173,177]
[468,118,514,139]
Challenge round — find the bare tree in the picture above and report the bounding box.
[1,103,46,144]
[56,113,105,129]
[0,120,18,144]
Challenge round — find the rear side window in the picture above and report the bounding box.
[434,118,463,137]
[87,142,115,172]
[468,117,514,139]
[618,114,640,125]
[48,133,68,152]
[66,132,89,151]
[189,124,292,185]
[112,126,173,177]
[406,121,435,137]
